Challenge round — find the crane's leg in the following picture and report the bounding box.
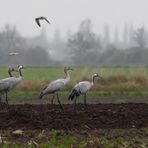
[51,94,55,104]
[74,97,78,110]
[74,97,77,105]
[0,93,1,104]
[84,94,87,107]
[56,93,63,109]
[5,91,8,104]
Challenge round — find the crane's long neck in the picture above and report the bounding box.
[8,70,13,77]
[15,68,23,84]
[64,69,70,83]
[18,68,23,77]
[91,75,96,85]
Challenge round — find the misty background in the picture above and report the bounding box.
[0,0,148,66]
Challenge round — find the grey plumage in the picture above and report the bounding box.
[68,73,101,106]
[0,68,16,104]
[40,66,73,109]
[35,16,50,27]
[0,65,24,104]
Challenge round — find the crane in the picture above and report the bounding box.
[35,16,50,27]
[40,66,73,109]
[8,52,20,56]
[68,73,101,106]
[0,65,24,104]
[8,67,17,77]
[0,67,17,103]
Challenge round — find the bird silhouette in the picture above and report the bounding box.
[35,16,50,27]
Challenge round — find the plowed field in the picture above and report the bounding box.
[0,103,148,130]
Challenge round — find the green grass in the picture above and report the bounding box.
[2,65,148,82]
[1,128,148,147]
[5,90,148,105]
[1,66,148,98]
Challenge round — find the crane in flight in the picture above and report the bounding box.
[8,52,20,56]
[35,16,50,27]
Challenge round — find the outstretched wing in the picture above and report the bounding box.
[35,18,41,27]
[35,17,50,27]
[44,17,50,24]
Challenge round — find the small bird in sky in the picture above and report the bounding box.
[35,16,50,27]
[8,52,20,56]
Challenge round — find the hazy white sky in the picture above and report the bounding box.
[0,0,147,38]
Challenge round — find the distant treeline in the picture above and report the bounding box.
[0,19,148,66]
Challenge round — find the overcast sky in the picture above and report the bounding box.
[0,0,147,38]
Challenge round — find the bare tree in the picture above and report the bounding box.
[67,18,101,65]
[2,24,25,51]
[103,24,110,49]
[123,23,128,48]
[133,26,146,49]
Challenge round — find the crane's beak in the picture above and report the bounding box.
[98,75,103,79]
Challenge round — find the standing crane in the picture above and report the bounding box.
[40,66,73,109]
[0,65,24,104]
[68,73,101,106]
[0,67,17,103]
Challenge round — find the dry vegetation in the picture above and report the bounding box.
[0,66,147,93]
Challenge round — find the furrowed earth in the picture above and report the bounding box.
[0,103,148,130]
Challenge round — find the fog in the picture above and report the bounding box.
[0,0,148,66]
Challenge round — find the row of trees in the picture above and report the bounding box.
[0,25,50,66]
[0,19,148,66]
[53,19,148,65]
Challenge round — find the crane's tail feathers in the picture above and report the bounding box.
[39,92,44,99]
[68,89,80,100]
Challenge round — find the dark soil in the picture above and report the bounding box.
[0,103,148,130]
